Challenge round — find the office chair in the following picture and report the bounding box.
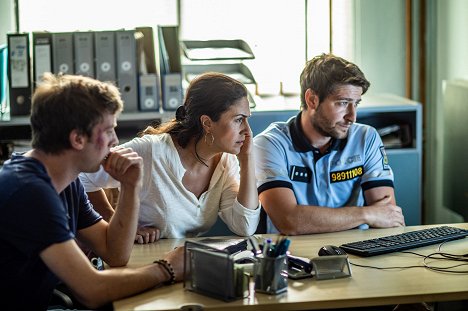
[48,288,74,309]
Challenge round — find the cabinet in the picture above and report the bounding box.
[358,94,422,226]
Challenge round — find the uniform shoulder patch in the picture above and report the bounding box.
[380,146,390,170]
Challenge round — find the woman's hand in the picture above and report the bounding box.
[238,120,253,158]
[135,226,160,244]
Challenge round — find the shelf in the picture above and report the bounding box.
[117,111,174,122]
[0,111,176,142]
[0,111,175,126]
[183,62,256,85]
[386,148,418,155]
[0,115,30,126]
[181,39,255,61]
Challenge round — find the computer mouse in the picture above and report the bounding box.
[318,245,347,256]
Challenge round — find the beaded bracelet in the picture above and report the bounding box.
[153,259,176,285]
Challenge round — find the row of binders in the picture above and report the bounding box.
[6,27,183,116]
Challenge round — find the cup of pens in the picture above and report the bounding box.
[254,237,289,295]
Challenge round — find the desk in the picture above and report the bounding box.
[114,223,468,310]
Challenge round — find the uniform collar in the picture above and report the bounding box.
[288,111,347,153]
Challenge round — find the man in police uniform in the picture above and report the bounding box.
[254,53,405,234]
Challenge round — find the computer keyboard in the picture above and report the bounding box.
[340,226,468,257]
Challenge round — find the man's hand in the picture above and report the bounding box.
[365,196,405,228]
[163,246,185,282]
[135,226,160,244]
[102,146,143,189]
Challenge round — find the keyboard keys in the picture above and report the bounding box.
[340,226,468,257]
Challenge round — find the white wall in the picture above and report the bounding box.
[354,0,407,97]
[0,0,15,45]
[424,0,468,224]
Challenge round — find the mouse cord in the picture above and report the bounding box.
[349,262,423,270]
[349,241,468,274]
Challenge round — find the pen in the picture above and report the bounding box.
[263,238,273,257]
[276,238,290,256]
[248,236,262,257]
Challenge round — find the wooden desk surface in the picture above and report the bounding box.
[114,224,468,311]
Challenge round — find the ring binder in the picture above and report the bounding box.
[7,33,32,116]
[94,31,117,83]
[74,32,95,78]
[32,31,53,88]
[116,30,139,112]
[52,32,74,75]
[0,44,8,115]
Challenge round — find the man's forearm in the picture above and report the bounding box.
[279,205,367,235]
[104,184,140,265]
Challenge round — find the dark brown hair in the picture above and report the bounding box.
[31,73,123,154]
[300,53,370,110]
[141,72,247,148]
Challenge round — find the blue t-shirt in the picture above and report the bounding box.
[254,113,394,233]
[0,154,102,310]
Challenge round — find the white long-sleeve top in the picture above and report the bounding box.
[79,133,260,238]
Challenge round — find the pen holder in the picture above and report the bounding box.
[254,254,288,295]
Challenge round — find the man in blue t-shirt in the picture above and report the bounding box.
[254,54,405,234]
[0,74,184,310]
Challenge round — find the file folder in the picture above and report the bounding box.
[74,32,94,78]
[52,32,74,75]
[139,74,159,111]
[7,33,32,116]
[94,31,116,83]
[161,73,182,111]
[32,31,53,88]
[157,26,182,75]
[135,26,157,74]
[157,26,183,111]
[116,30,138,112]
[0,44,8,115]
[136,27,160,111]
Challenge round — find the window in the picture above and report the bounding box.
[18,0,353,98]
[180,0,306,95]
[18,0,177,31]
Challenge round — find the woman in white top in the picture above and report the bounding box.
[80,72,260,243]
